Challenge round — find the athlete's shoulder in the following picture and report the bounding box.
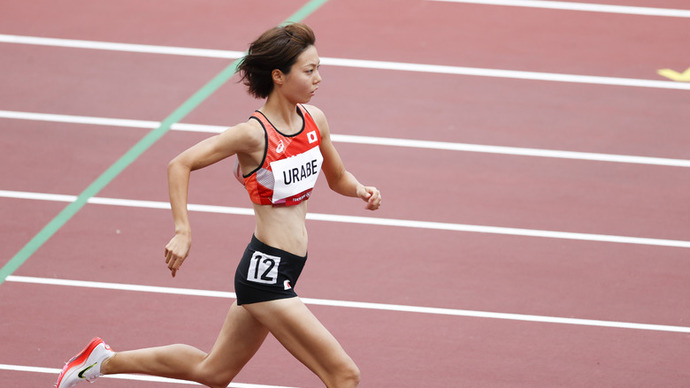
[225,119,263,137]
[218,119,265,153]
[302,104,327,130]
[302,104,325,118]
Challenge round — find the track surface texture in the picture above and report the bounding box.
[2,0,690,387]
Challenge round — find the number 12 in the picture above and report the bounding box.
[247,252,281,285]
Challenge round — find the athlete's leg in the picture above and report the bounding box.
[244,297,360,388]
[101,301,269,388]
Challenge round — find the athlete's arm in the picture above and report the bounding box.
[308,105,381,211]
[165,122,264,276]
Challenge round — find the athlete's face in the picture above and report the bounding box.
[282,45,321,103]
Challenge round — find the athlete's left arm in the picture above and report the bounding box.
[308,105,381,210]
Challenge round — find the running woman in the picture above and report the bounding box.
[56,22,381,388]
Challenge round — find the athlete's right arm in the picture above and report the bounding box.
[164,122,264,277]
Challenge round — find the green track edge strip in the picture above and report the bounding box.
[0,0,330,284]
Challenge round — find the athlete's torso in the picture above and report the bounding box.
[236,104,323,207]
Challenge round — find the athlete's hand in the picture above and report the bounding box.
[164,231,191,277]
[358,185,381,211]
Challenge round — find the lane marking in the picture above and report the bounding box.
[658,67,690,82]
[2,110,690,168]
[0,34,244,58]
[332,134,690,167]
[0,0,332,285]
[427,0,690,17]
[7,275,690,334]
[2,189,689,248]
[2,34,689,90]
[320,56,690,90]
[0,363,297,387]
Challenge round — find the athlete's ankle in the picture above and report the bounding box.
[99,352,115,375]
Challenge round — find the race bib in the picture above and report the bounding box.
[247,251,281,285]
[270,146,323,203]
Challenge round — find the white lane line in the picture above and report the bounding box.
[1,34,689,90]
[2,189,689,248]
[0,34,244,58]
[2,110,690,168]
[332,133,690,168]
[428,0,690,17]
[0,363,297,387]
[319,56,690,90]
[7,275,690,334]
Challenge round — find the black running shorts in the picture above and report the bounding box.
[234,235,307,305]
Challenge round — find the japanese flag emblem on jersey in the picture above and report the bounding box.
[307,130,318,144]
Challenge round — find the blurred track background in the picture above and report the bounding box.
[1,0,689,386]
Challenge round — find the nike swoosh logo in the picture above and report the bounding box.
[78,363,98,379]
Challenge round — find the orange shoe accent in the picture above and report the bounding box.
[55,337,103,388]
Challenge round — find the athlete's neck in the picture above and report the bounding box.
[260,94,304,135]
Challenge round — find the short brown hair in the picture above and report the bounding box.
[237,23,316,99]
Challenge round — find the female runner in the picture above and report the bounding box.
[56,22,381,388]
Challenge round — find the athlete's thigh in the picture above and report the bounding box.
[203,301,270,376]
[244,297,354,377]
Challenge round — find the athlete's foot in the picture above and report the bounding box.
[56,337,114,388]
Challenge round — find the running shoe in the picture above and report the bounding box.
[56,337,114,388]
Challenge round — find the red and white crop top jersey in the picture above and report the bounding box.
[235,104,323,207]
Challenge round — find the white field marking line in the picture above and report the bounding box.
[332,133,690,168]
[7,275,690,334]
[428,0,690,17]
[0,363,297,388]
[320,56,690,90]
[3,110,690,168]
[2,189,690,249]
[1,34,689,91]
[0,109,226,133]
[0,34,245,58]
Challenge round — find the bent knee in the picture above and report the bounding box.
[196,373,235,388]
[193,360,239,388]
[343,365,361,386]
[330,362,360,387]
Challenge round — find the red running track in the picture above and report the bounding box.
[2,0,690,387]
